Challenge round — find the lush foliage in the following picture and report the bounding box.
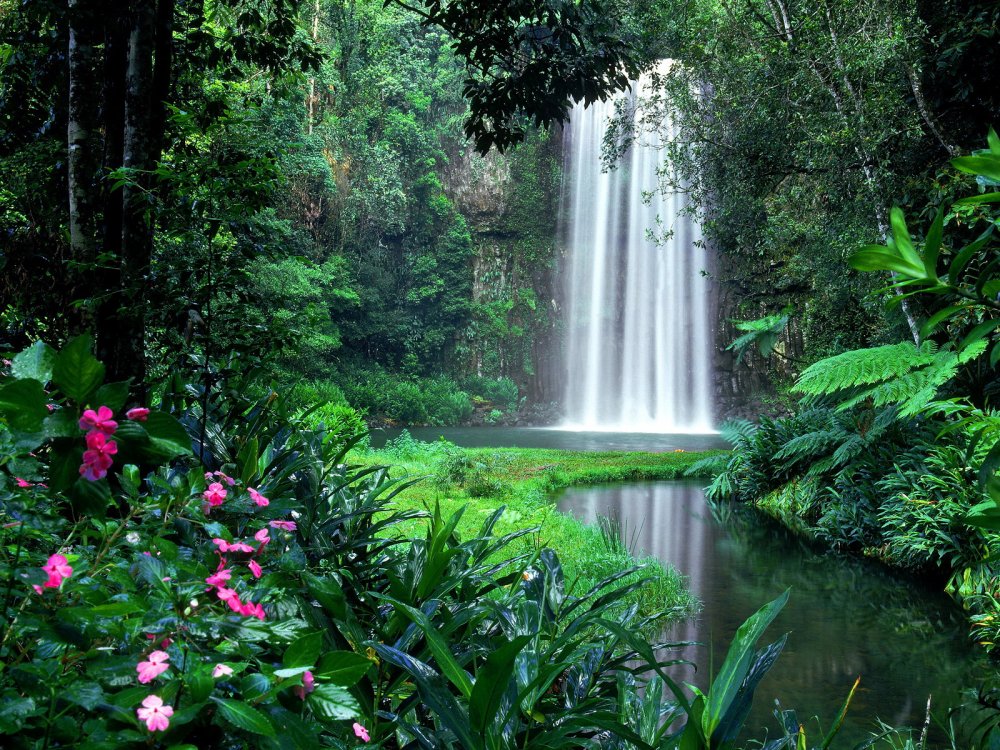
[0,339,863,750]
[707,136,1000,656]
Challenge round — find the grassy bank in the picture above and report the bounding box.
[350,432,727,622]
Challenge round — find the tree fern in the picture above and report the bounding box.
[795,340,988,416]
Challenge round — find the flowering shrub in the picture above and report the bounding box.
[1,338,805,750]
[0,338,371,747]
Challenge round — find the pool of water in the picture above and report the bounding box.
[369,426,729,452]
[557,481,991,746]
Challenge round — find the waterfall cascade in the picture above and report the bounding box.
[560,75,714,433]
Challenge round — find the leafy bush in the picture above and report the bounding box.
[297,402,369,450]
[1,340,899,749]
[462,375,519,412]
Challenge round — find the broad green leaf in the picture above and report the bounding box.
[307,684,360,721]
[470,635,532,736]
[44,408,80,438]
[920,304,965,338]
[142,411,193,457]
[954,192,1000,206]
[213,698,275,737]
[959,319,1000,354]
[889,207,921,268]
[283,631,322,669]
[0,378,49,431]
[989,126,1000,153]
[64,682,105,711]
[314,651,372,686]
[848,248,924,278]
[950,226,994,283]
[922,208,943,281]
[703,589,789,741]
[374,594,473,698]
[94,381,130,413]
[52,334,105,404]
[70,477,112,518]
[11,341,56,383]
[953,155,1000,182]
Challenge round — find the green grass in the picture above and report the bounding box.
[350,433,728,623]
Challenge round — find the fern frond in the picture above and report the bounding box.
[684,454,729,477]
[795,342,939,398]
[719,419,757,446]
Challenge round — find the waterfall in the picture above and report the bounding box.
[560,75,714,433]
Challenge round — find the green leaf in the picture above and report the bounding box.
[11,342,56,383]
[94,382,130,413]
[142,412,192,457]
[919,304,965,339]
[44,408,81,438]
[307,684,360,721]
[64,682,105,711]
[952,155,1000,182]
[374,594,473,698]
[848,248,924,277]
[314,651,372,686]
[283,631,322,669]
[0,378,49,431]
[212,698,276,737]
[52,334,105,404]
[950,226,994,283]
[989,127,1000,153]
[953,192,1000,206]
[470,635,532,736]
[70,477,112,518]
[922,208,943,281]
[703,590,789,741]
[889,206,922,268]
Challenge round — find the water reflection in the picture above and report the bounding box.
[557,481,989,745]
[369,427,729,452]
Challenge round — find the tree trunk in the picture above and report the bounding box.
[67,0,102,333]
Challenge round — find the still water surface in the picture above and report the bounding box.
[557,481,989,746]
[369,426,728,452]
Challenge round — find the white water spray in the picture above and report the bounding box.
[561,73,713,433]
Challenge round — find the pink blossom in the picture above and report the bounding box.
[205,567,232,587]
[254,528,270,545]
[294,670,315,700]
[206,470,236,486]
[42,554,73,589]
[216,586,244,612]
[79,431,117,481]
[203,482,227,508]
[79,405,118,436]
[15,478,33,488]
[353,722,370,742]
[248,560,262,579]
[269,520,297,531]
[211,538,251,553]
[240,600,266,620]
[212,663,234,678]
[126,407,150,422]
[136,694,173,732]
[136,650,170,684]
[247,487,269,507]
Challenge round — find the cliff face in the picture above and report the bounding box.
[441,131,564,411]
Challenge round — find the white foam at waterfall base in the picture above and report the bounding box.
[560,72,714,434]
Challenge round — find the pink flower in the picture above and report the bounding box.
[203,482,227,508]
[247,487,269,507]
[269,520,297,531]
[205,568,232,587]
[136,650,170,684]
[254,528,270,545]
[294,670,315,700]
[15,478,33,488]
[353,722,370,742]
[216,586,244,612]
[42,554,73,588]
[79,405,118,436]
[211,538,251,553]
[239,600,266,620]
[79,431,117,481]
[136,694,173,732]
[212,663,234,678]
[126,407,150,422]
[248,560,262,579]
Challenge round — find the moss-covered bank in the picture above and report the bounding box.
[351,435,727,622]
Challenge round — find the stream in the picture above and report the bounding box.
[557,480,991,746]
